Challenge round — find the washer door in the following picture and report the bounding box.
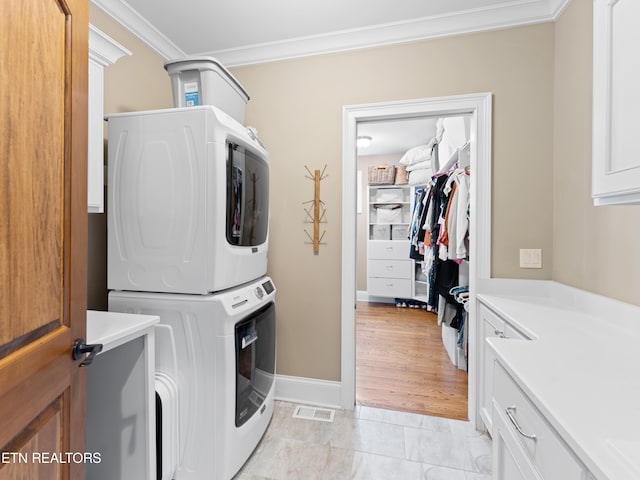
[235,302,275,427]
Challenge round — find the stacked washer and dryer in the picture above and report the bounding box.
[107,58,276,480]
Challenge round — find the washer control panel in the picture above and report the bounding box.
[222,277,276,314]
[261,279,274,294]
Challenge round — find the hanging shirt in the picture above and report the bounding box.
[453,170,470,260]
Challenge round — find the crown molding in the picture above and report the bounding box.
[91,0,185,60]
[549,0,573,20]
[89,24,132,66]
[92,0,573,67]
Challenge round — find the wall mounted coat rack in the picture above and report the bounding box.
[303,165,327,254]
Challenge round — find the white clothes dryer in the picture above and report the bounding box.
[106,106,269,295]
[109,277,276,480]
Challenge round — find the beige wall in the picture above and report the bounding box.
[88,0,640,385]
[231,23,555,381]
[553,1,640,305]
[90,6,174,114]
[87,5,173,310]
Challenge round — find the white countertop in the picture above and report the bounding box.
[87,310,159,353]
[478,281,640,480]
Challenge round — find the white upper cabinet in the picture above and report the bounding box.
[88,25,131,213]
[592,0,640,205]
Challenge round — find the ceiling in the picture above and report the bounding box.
[91,0,569,66]
[357,118,438,157]
[91,0,567,155]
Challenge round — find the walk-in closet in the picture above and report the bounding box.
[355,114,472,421]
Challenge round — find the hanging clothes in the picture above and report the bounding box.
[435,260,463,329]
[403,131,472,371]
[409,188,426,260]
[405,135,472,330]
[425,174,449,309]
[440,168,470,262]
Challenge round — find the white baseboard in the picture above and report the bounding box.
[356,290,395,304]
[275,374,343,409]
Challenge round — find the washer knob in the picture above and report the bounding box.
[255,287,264,299]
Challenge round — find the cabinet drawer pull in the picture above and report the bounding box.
[505,405,537,440]
[494,329,507,339]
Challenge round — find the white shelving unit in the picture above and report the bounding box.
[367,184,412,241]
[413,260,430,303]
[366,184,413,300]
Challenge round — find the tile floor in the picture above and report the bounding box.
[234,401,492,480]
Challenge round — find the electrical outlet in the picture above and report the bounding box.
[519,249,542,269]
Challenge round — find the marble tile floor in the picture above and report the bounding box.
[234,401,492,480]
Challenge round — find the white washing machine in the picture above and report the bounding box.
[109,277,276,480]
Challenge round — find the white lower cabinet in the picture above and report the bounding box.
[492,406,536,480]
[478,302,528,432]
[492,362,591,480]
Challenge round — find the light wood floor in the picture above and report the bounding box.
[356,301,468,421]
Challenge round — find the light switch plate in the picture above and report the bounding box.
[519,249,542,268]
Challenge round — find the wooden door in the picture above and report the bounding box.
[0,0,88,478]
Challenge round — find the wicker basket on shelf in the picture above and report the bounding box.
[368,164,396,185]
[394,165,408,185]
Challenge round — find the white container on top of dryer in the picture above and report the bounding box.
[106,105,269,295]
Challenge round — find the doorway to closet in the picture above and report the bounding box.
[355,114,471,420]
[341,93,492,428]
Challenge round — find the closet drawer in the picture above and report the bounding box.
[368,259,412,279]
[369,240,410,260]
[493,363,587,480]
[368,277,412,298]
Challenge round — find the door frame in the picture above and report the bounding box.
[341,93,492,427]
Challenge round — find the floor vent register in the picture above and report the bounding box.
[292,405,335,423]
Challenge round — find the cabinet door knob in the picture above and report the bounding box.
[505,405,537,440]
